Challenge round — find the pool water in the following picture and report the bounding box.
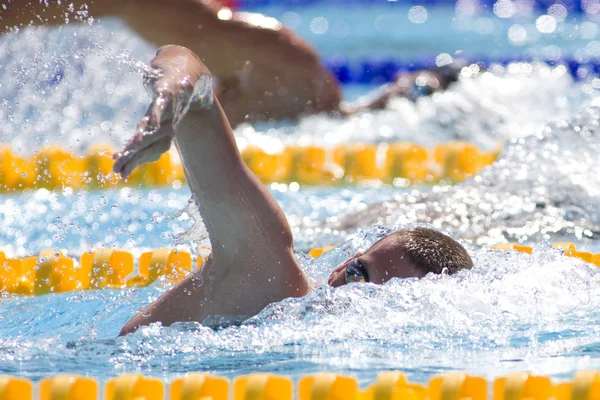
[2,2,600,386]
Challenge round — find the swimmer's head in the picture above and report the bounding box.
[327,227,473,287]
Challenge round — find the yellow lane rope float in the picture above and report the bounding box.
[0,242,597,297]
[310,242,600,265]
[0,142,501,191]
[0,248,201,296]
[1,370,599,400]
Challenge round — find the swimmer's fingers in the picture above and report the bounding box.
[113,76,193,178]
[136,89,178,145]
[113,134,173,178]
[147,90,174,129]
[142,68,162,97]
[112,99,176,178]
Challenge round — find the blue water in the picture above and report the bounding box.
[2,2,600,387]
[254,3,600,60]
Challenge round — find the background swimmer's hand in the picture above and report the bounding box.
[113,45,212,178]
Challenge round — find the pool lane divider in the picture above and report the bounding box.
[0,242,597,297]
[237,0,600,14]
[0,142,500,191]
[325,56,600,84]
[310,242,600,265]
[0,248,201,296]
[0,370,598,400]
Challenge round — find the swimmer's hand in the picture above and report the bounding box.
[113,45,212,178]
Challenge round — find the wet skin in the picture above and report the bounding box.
[328,234,426,288]
[114,45,427,335]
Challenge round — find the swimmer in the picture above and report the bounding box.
[340,61,469,115]
[2,0,463,126]
[115,45,474,336]
[2,0,341,126]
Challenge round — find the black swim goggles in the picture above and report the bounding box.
[344,258,369,284]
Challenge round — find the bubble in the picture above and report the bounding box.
[100,121,112,132]
[541,45,562,61]
[493,0,516,19]
[436,53,453,67]
[455,0,480,17]
[508,24,527,44]
[580,21,599,39]
[582,0,600,16]
[536,15,557,34]
[548,4,568,22]
[310,17,329,35]
[408,6,428,24]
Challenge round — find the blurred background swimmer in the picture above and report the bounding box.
[1,0,464,126]
[114,45,474,336]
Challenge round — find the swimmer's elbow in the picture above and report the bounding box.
[118,319,140,337]
[118,312,149,336]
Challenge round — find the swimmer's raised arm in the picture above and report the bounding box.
[117,45,311,335]
[2,0,341,126]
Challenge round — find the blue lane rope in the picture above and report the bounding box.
[239,0,589,13]
[323,56,600,84]
[39,56,600,87]
[40,55,598,87]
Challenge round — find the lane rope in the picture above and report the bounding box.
[0,142,501,191]
[237,0,597,14]
[0,242,596,297]
[0,370,597,399]
[324,57,597,84]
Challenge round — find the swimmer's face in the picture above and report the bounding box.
[327,234,424,287]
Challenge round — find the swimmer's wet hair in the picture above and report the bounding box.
[394,227,473,275]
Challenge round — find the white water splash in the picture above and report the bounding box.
[1,15,600,386]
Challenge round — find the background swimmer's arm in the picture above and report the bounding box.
[339,84,400,116]
[339,64,466,116]
[339,71,439,116]
[1,0,341,126]
[116,46,311,335]
[122,0,342,125]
